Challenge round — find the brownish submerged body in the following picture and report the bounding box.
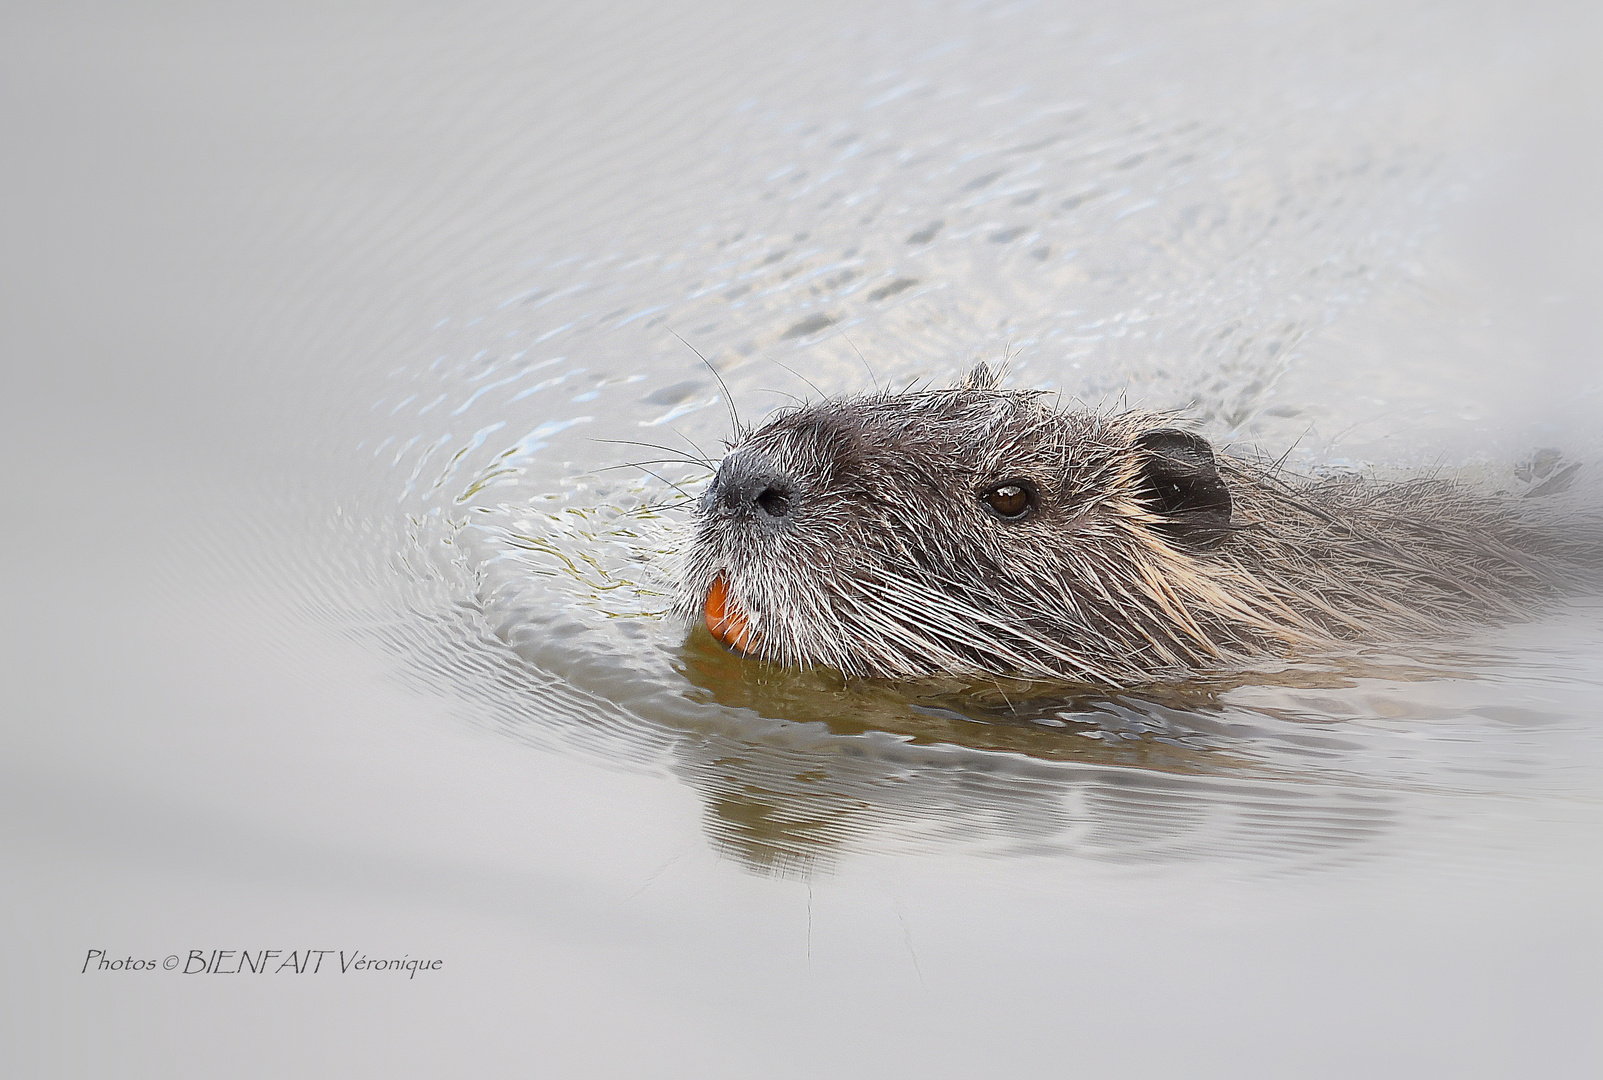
[677,365,1598,687]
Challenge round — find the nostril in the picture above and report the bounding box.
[710,450,796,520]
[756,487,791,517]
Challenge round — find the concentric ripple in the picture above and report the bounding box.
[234,0,1603,879]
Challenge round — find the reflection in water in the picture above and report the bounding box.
[668,631,1405,877]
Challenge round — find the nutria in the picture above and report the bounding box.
[676,364,1598,687]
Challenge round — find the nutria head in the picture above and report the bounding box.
[676,364,1304,685]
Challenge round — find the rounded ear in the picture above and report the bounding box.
[1133,427,1234,549]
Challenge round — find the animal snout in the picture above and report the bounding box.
[705,450,796,521]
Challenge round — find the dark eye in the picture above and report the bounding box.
[980,479,1037,521]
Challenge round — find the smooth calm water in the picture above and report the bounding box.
[5,2,1603,1077]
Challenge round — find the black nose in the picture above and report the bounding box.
[704,450,795,520]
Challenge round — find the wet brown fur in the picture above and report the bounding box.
[677,365,1598,686]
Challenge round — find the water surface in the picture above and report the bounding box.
[5,2,1602,1076]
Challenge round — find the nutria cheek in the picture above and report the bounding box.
[704,574,756,653]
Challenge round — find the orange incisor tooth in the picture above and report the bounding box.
[704,575,755,653]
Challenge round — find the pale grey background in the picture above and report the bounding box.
[4,2,1602,1077]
